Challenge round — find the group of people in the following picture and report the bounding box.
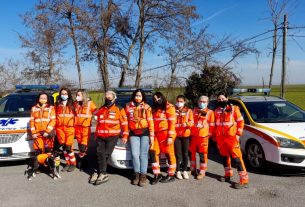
[29,88,249,189]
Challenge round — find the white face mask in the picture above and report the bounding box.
[76,95,82,102]
[176,102,185,108]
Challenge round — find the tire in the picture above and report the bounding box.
[246,140,266,170]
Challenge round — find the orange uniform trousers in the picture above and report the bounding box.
[189,136,209,175]
[151,130,176,176]
[75,126,91,146]
[33,135,54,152]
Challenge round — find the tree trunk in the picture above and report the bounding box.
[135,0,145,88]
[268,26,277,89]
[47,45,53,84]
[68,14,82,89]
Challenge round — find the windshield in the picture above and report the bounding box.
[244,101,305,123]
[0,94,53,117]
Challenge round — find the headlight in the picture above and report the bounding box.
[275,137,305,149]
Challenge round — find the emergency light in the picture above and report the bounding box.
[115,88,153,93]
[231,88,271,94]
[15,85,60,90]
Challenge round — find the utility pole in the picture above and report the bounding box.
[280,14,287,98]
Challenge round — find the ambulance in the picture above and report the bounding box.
[227,88,305,169]
[0,85,58,161]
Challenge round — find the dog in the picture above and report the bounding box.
[25,152,61,180]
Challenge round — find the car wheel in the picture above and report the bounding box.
[246,140,266,169]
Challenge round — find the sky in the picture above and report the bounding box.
[0,0,305,87]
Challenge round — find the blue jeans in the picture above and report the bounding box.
[129,135,150,174]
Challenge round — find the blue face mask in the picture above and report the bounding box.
[61,95,68,101]
[198,103,207,109]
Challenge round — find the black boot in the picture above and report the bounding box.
[151,174,162,185]
[160,175,175,183]
[77,157,83,171]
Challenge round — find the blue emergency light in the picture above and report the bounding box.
[15,85,60,90]
[231,88,271,94]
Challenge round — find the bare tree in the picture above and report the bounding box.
[266,0,297,89]
[18,3,67,84]
[0,59,26,90]
[134,0,198,88]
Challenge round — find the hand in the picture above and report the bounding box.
[43,132,49,138]
[121,138,128,144]
[150,137,154,146]
[32,134,38,139]
[236,135,240,142]
[167,137,173,145]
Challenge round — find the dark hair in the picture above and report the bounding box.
[35,92,52,106]
[56,87,74,110]
[217,91,228,98]
[153,91,167,110]
[131,89,147,103]
[176,95,186,101]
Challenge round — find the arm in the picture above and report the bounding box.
[146,106,155,145]
[29,107,38,138]
[235,106,244,136]
[119,107,129,142]
[46,106,56,134]
[166,104,177,143]
[208,110,215,138]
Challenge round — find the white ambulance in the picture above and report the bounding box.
[228,89,305,170]
[0,85,58,161]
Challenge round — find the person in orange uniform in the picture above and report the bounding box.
[189,95,215,179]
[214,92,248,189]
[174,95,194,180]
[55,87,76,172]
[30,92,56,154]
[89,91,129,185]
[74,89,97,171]
[125,89,154,187]
[150,92,177,184]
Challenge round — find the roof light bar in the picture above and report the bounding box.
[15,85,60,90]
[231,88,271,94]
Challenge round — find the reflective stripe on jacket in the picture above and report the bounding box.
[30,104,56,135]
[214,104,244,137]
[153,102,176,138]
[96,104,129,139]
[125,101,154,139]
[191,107,215,138]
[74,101,97,127]
[55,104,75,127]
[175,106,194,138]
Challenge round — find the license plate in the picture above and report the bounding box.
[0,148,12,156]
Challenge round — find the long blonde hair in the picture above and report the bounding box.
[77,89,90,106]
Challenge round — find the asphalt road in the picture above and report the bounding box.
[1,138,305,207]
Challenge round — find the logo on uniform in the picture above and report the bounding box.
[0,118,19,126]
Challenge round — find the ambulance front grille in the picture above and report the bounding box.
[0,134,23,144]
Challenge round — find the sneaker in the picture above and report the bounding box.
[67,165,76,172]
[61,164,70,172]
[138,174,147,187]
[182,171,189,180]
[218,176,232,182]
[176,171,183,180]
[233,182,249,189]
[151,174,162,185]
[95,173,109,185]
[132,173,140,185]
[160,175,175,183]
[196,173,205,180]
[89,172,98,184]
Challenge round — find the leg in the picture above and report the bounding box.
[138,135,149,187]
[96,138,106,174]
[181,137,190,172]
[188,138,197,173]
[150,136,162,185]
[197,137,209,179]
[103,136,119,172]
[129,136,141,174]
[174,137,183,172]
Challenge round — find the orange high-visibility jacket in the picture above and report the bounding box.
[153,102,176,139]
[30,104,56,136]
[37,153,49,166]
[191,107,215,138]
[55,104,75,127]
[125,101,154,139]
[96,104,129,139]
[214,104,244,137]
[175,106,194,138]
[74,101,97,127]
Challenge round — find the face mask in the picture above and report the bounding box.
[198,103,207,109]
[218,101,227,108]
[61,95,68,101]
[39,99,47,105]
[105,99,114,107]
[76,96,82,102]
[176,102,184,108]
